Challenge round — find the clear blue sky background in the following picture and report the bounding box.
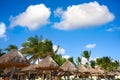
[0,0,120,61]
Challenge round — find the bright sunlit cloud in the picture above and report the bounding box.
[53,45,65,54]
[0,22,6,39]
[63,55,70,59]
[86,43,96,49]
[53,1,114,30]
[10,4,51,30]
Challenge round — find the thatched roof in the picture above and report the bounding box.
[95,66,104,74]
[60,60,77,72]
[35,56,59,70]
[78,65,89,73]
[106,71,116,76]
[87,66,97,74]
[21,64,36,72]
[0,49,29,68]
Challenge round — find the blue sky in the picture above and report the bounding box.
[0,0,120,61]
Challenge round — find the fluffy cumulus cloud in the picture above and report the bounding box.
[0,22,6,38]
[53,1,114,30]
[86,43,96,49]
[53,45,65,54]
[10,4,51,30]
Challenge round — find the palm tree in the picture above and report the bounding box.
[21,35,59,63]
[52,54,66,66]
[90,60,96,68]
[0,48,5,56]
[68,57,76,66]
[5,44,18,52]
[76,57,82,66]
[82,50,91,67]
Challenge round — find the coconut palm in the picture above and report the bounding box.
[0,48,5,56]
[90,60,96,68]
[82,50,91,67]
[5,44,18,52]
[76,57,82,66]
[21,35,59,63]
[52,54,66,66]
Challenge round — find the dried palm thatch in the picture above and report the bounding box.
[78,65,89,73]
[87,66,97,74]
[106,71,116,77]
[21,64,36,72]
[35,56,59,70]
[60,60,77,72]
[0,49,29,68]
[95,66,104,74]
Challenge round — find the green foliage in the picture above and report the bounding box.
[90,60,96,68]
[96,56,119,72]
[5,44,18,52]
[116,78,120,80]
[82,50,91,61]
[20,35,58,63]
[0,48,5,56]
[76,57,81,66]
[52,54,66,66]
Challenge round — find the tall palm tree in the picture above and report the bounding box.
[68,57,76,66]
[21,35,59,63]
[52,54,66,66]
[82,50,91,67]
[5,44,18,52]
[76,57,82,66]
[0,48,5,56]
[90,60,96,68]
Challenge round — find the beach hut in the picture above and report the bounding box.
[59,60,77,80]
[78,65,90,78]
[0,49,29,80]
[21,64,39,79]
[35,56,59,80]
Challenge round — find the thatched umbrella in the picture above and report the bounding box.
[87,66,96,74]
[35,56,59,80]
[0,49,29,80]
[59,60,77,80]
[78,65,89,73]
[95,66,104,75]
[78,65,90,78]
[21,64,38,79]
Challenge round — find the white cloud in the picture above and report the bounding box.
[10,4,51,30]
[53,1,114,30]
[63,55,70,59]
[53,45,65,54]
[0,22,6,38]
[81,57,87,64]
[86,43,96,49]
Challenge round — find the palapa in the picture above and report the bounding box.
[21,64,36,72]
[59,60,77,80]
[35,56,59,70]
[60,60,77,72]
[78,65,89,73]
[95,66,104,74]
[0,49,29,68]
[35,56,59,80]
[0,49,29,80]
[87,66,97,74]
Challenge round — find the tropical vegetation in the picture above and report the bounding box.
[0,35,119,72]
